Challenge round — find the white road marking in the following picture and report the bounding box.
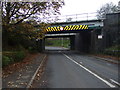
[63,53,116,88]
[80,62,82,64]
[110,79,120,86]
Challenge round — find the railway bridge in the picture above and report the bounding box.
[38,19,104,53]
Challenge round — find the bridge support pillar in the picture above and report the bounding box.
[36,38,45,52]
[75,31,91,53]
[90,30,97,53]
[70,36,75,50]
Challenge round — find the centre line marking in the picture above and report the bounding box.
[63,53,116,88]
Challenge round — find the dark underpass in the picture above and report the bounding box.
[43,29,97,53]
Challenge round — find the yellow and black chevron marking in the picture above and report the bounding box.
[46,25,88,32]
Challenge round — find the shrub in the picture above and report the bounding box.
[14,51,25,62]
[3,51,26,67]
[2,56,11,67]
[103,45,120,57]
[28,46,38,53]
[104,50,120,57]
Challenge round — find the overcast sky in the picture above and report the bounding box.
[60,0,119,15]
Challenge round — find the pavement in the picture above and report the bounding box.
[36,46,119,88]
[2,53,46,88]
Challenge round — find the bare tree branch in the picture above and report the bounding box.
[97,2,119,19]
[2,2,64,25]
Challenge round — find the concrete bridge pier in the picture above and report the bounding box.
[37,38,45,52]
[90,30,96,53]
[70,36,75,50]
[75,31,91,53]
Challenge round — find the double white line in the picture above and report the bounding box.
[63,53,117,88]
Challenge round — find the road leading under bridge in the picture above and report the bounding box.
[33,47,119,88]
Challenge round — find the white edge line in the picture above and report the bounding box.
[26,55,47,88]
[110,79,120,86]
[80,62,82,64]
[63,53,116,88]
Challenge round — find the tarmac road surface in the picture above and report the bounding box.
[39,47,119,88]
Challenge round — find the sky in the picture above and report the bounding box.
[60,0,119,15]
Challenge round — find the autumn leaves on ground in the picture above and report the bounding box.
[2,53,39,78]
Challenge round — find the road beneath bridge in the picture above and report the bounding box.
[35,47,119,88]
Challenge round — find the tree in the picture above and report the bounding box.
[1,1,64,48]
[66,17,72,22]
[2,2,64,25]
[97,2,119,19]
[1,2,64,34]
[118,1,120,12]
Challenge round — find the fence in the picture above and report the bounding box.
[40,12,99,23]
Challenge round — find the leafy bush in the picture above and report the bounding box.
[105,45,120,51]
[103,45,120,57]
[2,51,26,67]
[28,46,38,53]
[14,51,26,62]
[103,50,120,57]
[2,55,14,67]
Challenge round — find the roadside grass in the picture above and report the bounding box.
[45,38,70,48]
[95,45,120,60]
[2,50,26,67]
[2,44,39,67]
[103,45,120,57]
[105,45,120,51]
